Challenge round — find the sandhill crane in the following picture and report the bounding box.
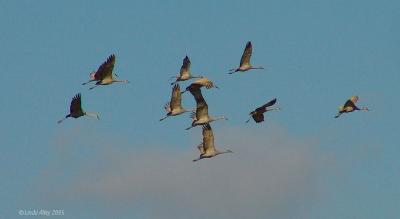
[171,56,202,85]
[57,93,99,123]
[82,70,121,85]
[160,84,193,121]
[181,77,219,94]
[335,96,369,118]
[82,54,129,90]
[246,98,280,123]
[229,41,264,74]
[186,86,227,130]
[193,124,233,162]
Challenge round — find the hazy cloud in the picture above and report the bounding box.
[34,124,328,219]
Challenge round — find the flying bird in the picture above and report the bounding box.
[160,84,193,121]
[57,93,99,123]
[193,124,233,162]
[335,96,369,118]
[171,56,202,85]
[82,54,129,90]
[181,77,219,94]
[229,41,264,74]
[186,86,227,130]
[246,98,280,123]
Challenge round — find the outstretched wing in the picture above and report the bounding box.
[256,98,277,112]
[240,41,252,67]
[189,87,209,120]
[192,77,217,89]
[170,84,182,109]
[180,56,191,76]
[202,124,215,152]
[342,99,359,111]
[70,93,83,115]
[196,100,209,121]
[95,54,115,80]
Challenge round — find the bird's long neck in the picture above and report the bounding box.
[267,107,281,112]
[217,149,232,155]
[190,74,202,79]
[184,108,195,113]
[211,115,226,122]
[85,112,100,120]
[113,79,129,83]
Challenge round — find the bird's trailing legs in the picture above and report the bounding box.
[82,79,96,85]
[169,76,179,85]
[89,84,99,90]
[57,115,69,124]
[159,115,170,121]
[192,157,203,162]
[228,68,238,74]
[185,125,195,130]
[334,114,342,118]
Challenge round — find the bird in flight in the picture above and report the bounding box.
[82,54,129,90]
[58,93,99,123]
[171,56,202,85]
[160,84,193,121]
[335,96,369,118]
[229,41,264,74]
[246,98,280,123]
[186,86,227,130]
[181,77,219,94]
[193,124,233,162]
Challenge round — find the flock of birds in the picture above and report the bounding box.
[58,41,369,162]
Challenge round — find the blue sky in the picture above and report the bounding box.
[1,0,399,218]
